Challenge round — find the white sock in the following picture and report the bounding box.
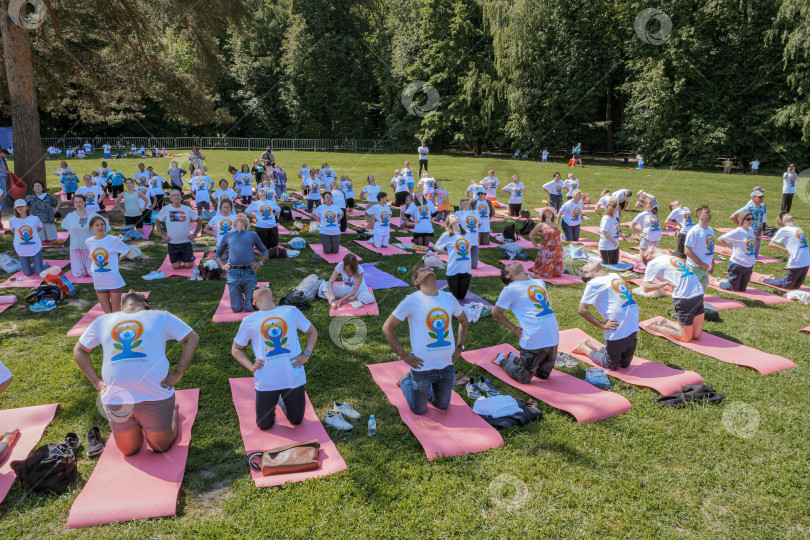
[493,352,505,366]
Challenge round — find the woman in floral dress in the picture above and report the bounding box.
[529,207,564,278]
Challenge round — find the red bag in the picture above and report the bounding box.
[8,173,27,199]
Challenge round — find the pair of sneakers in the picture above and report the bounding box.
[324,401,361,431]
[466,377,500,399]
[142,270,166,281]
[188,268,202,281]
[64,427,105,457]
[29,298,56,312]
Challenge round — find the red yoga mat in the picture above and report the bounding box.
[640,317,796,375]
[627,279,746,310]
[228,378,347,487]
[310,244,362,264]
[461,345,632,424]
[706,279,792,305]
[352,239,409,255]
[367,361,503,460]
[0,403,59,504]
[67,388,199,528]
[329,286,379,316]
[0,260,70,289]
[67,291,152,337]
[212,283,269,323]
[156,252,206,278]
[557,328,703,395]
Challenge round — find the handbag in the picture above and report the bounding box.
[247,439,320,476]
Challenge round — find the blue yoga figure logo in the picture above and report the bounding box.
[17,225,35,245]
[745,236,756,256]
[425,308,451,348]
[381,211,390,226]
[455,238,470,261]
[418,206,429,219]
[465,215,477,233]
[649,216,660,232]
[260,205,272,219]
[527,285,554,317]
[611,278,637,308]
[92,248,111,272]
[797,230,808,250]
[325,211,337,226]
[110,321,147,361]
[705,233,715,256]
[670,258,695,277]
[262,317,291,357]
[219,220,233,235]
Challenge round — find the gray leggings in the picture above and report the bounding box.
[20,251,45,276]
[470,246,479,269]
[319,233,341,254]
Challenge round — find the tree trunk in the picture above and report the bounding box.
[0,0,45,193]
[605,86,614,154]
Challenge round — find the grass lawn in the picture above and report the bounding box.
[0,150,808,537]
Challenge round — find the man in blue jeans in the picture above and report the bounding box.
[215,214,268,313]
[383,265,468,415]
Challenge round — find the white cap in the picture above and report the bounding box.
[13,199,27,208]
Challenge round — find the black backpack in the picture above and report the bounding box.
[25,284,63,305]
[11,443,77,493]
[278,206,293,223]
[279,290,310,310]
[502,223,516,241]
[519,218,535,236]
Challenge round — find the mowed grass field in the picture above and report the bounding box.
[1,150,808,538]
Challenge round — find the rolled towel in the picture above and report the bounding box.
[0,295,18,305]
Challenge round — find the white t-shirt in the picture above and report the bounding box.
[133,171,149,184]
[495,278,559,349]
[361,184,381,202]
[207,213,236,247]
[418,177,436,196]
[563,178,579,195]
[80,310,192,404]
[307,179,323,201]
[61,212,107,250]
[85,235,130,290]
[720,226,756,267]
[598,195,618,209]
[406,201,436,234]
[643,256,704,300]
[313,204,342,236]
[391,291,463,371]
[772,226,810,269]
[234,173,253,197]
[632,211,663,242]
[91,174,107,189]
[330,189,347,210]
[418,146,429,160]
[75,185,105,213]
[666,207,695,235]
[191,177,212,203]
[612,190,631,204]
[157,205,199,244]
[783,172,797,194]
[543,179,564,198]
[366,203,392,233]
[334,261,366,289]
[482,176,500,198]
[751,160,760,170]
[466,183,482,198]
[319,168,337,184]
[136,186,152,209]
[391,175,408,193]
[598,214,620,250]
[234,307,312,392]
[401,168,415,185]
[339,179,354,199]
[502,182,525,204]
[83,143,92,152]
[559,200,583,227]
[580,274,640,341]
[149,176,165,197]
[54,167,76,178]
[213,188,237,213]
[246,200,280,228]
[473,199,492,233]
[298,168,310,180]
[102,144,111,153]
[0,360,11,385]
[455,211,480,247]
[10,216,43,257]
[685,226,715,268]
[435,231,473,276]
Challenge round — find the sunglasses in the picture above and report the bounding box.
[743,216,754,221]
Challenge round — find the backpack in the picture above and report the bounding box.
[11,443,77,493]
[25,284,63,305]
[502,223,516,241]
[279,290,310,310]
[294,274,323,301]
[519,210,531,219]
[519,218,535,236]
[267,246,288,259]
[199,258,222,280]
[279,206,293,223]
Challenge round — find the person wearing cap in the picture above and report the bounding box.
[730,189,767,258]
[10,199,45,276]
[260,147,275,167]
[0,148,9,210]
[215,214,268,313]
[473,188,495,245]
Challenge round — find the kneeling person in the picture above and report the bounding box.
[642,248,706,342]
[155,188,202,270]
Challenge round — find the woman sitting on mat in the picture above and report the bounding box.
[318,253,374,308]
[717,211,756,292]
[86,216,135,313]
[399,194,416,230]
[435,214,473,300]
[529,207,564,278]
[205,199,237,257]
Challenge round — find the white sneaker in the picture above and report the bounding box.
[325,412,353,431]
[332,401,361,420]
[143,271,165,281]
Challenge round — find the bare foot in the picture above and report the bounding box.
[572,341,592,356]
[0,429,20,446]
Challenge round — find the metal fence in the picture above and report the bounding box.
[40,137,395,152]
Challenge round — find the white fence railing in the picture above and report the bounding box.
[40,137,396,152]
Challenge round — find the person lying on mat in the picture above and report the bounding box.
[319,253,374,308]
[216,214,268,313]
[717,211,756,292]
[382,265,468,416]
[231,287,318,429]
[73,291,199,456]
[763,212,810,289]
[0,360,17,463]
[155,188,202,270]
[641,247,706,343]
[491,262,560,384]
[573,257,640,370]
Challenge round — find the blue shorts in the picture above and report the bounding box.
[407,182,414,189]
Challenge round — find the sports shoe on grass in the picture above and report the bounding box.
[332,401,361,420]
[555,352,578,369]
[466,379,482,399]
[143,271,166,281]
[325,412,353,431]
[86,426,104,457]
[478,377,500,397]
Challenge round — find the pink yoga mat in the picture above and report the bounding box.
[395,236,435,250]
[367,361,503,460]
[800,326,810,333]
[497,260,583,285]
[713,245,782,264]
[330,286,378,316]
[64,271,95,284]
[706,279,792,305]
[67,292,152,337]
[557,328,703,395]
[566,238,599,247]
[0,260,70,289]
[0,403,59,504]
[436,255,500,277]
[640,317,796,375]
[627,279,745,310]
[310,244,362,264]
[581,226,602,236]
[462,345,631,424]
[348,219,372,229]
[277,225,291,235]
[353,239,409,255]
[42,230,70,246]
[212,283,268,323]
[492,234,534,249]
[67,389,199,528]
[229,378,347,487]
[157,252,205,278]
[746,271,810,294]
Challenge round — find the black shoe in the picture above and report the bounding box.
[64,432,81,451]
[87,426,104,457]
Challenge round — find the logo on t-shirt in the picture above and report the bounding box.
[345,182,352,191]
[380,211,390,226]
[17,226,35,245]
[312,184,319,194]
[398,178,406,186]
[527,285,554,317]
[425,308,451,348]
[92,248,111,272]
[465,215,477,233]
[110,320,146,361]
[138,188,148,196]
[649,216,660,231]
[745,236,755,256]
[797,229,808,249]
[221,194,231,201]
[86,193,96,204]
[169,211,186,222]
[261,317,291,357]
[219,220,233,234]
[455,238,470,260]
[670,258,694,277]
[555,185,562,195]
[705,233,715,256]
[477,204,488,218]
[418,206,429,219]
[515,189,522,197]
[611,278,636,308]
[684,211,693,225]
[325,211,337,226]
[150,179,158,188]
[572,207,581,220]
[609,198,617,206]
[260,205,272,219]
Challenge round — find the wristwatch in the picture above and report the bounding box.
[303,349,312,356]
[456,344,465,351]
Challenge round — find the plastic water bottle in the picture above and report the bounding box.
[367,415,377,437]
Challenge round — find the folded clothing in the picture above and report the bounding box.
[472,395,522,418]
[651,384,724,408]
